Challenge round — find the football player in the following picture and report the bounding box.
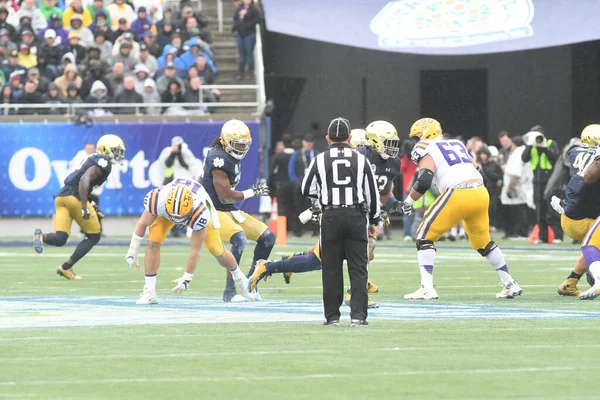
[575,133,600,300]
[33,134,125,280]
[393,118,522,299]
[201,119,275,302]
[124,179,253,304]
[553,125,600,296]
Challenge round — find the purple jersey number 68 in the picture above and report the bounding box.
[436,141,471,166]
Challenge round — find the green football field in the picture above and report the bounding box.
[1,239,600,399]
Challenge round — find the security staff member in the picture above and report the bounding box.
[301,117,380,327]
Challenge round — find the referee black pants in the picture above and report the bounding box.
[320,208,369,322]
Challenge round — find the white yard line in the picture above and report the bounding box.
[0,367,575,386]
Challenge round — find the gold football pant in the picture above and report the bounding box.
[561,214,595,242]
[54,195,101,235]
[416,186,491,250]
[148,210,269,257]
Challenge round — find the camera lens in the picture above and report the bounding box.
[535,135,544,143]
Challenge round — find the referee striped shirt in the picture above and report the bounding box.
[301,143,380,223]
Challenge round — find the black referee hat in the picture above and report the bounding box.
[327,117,351,140]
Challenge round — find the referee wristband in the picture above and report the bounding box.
[242,189,254,199]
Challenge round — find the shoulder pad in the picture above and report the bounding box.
[90,154,112,172]
[144,188,161,215]
[410,141,430,164]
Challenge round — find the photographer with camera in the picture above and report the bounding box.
[521,125,562,243]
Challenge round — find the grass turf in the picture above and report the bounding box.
[1,239,599,399]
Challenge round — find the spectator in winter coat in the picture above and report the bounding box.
[68,14,94,46]
[87,0,111,28]
[40,81,64,114]
[155,61,184,95]
[84,79,110,103]
[138,42,156,76]
[93,30,112,59]
[9,71,25,100]
[38,13,68,44]
[62,0,92,29]
[17,79,42,114]
[62,30,86,64]
[130,6,152,39]
[80,44,109,74]
[156,18,174,48]
[27,66,49,92]
[141,78,160,114]
[19,29,39,54]
[113,74,142,114]
[160,78,183,111]
[64,81,82,103]
[142,29,160,57]
[35,54,56,81]
[38,29,61,68]
[178,36,216,72]
[0,28,15,53]
[107,0,134,30]
[156,44,184,70]
[0,83,16,114]
[39,0,62,23]
[17,42,36,68]
[2,50,24,77]
[88,10,111,34]
[53,62,81,96]
[80,59,112,97]
[195,53,214,84]
[10,0,47,33]
[58,51,75,75]
[183,75,219,113]
[133,62,149,93]
[111,31,139,58]
[232,0,261,80]
[133,0,162,23]
[111,41,137,72]
[105,60,124,93]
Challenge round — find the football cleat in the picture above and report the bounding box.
[223,289,248,303]
[57,266,82,280]
[33,228,44,254]
[350,319,369,327]
[367,280,379,293]
[324,320,340,327]
[248,259,270,292]
[404,287,439,300]
[136,287,158,304]
[557,278,582,297]
[579,284,600,300]
[283,272,292,284]
[344,290,379,308]
[496,281,523,299]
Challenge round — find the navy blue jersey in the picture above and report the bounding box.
[202,146,241,211]
[57,154,112,199]
[563,146,600,219]
[357,146,401,193]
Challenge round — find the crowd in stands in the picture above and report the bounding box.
[0,0,262,115]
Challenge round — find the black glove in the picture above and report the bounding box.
[81,207,91,220]
[388,200,412,216]
[310,200,322,224]
[252,178,270,196]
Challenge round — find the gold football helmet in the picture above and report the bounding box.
[365,120,399,159]
[96,134,126,164]
[220,119,252,160]
[580,124,600,147]
[410,118,442,142]
[349,129,369,148]
[165,184,194,223]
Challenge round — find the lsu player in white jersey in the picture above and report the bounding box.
[125,179,252,304]
[392,118,523,300]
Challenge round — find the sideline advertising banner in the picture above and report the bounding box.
[262,0,600,55]
[0,122,261,216]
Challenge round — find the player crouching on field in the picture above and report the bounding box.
[390,118,523,300]
[125,179,254,304]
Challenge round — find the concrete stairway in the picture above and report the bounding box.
[200,0,259,115]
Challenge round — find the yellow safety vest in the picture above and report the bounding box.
[414,190,436,209]
[530,139,553,170]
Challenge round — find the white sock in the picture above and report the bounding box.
[450,227,457,236]
[230,267,245,283]
[417,249,435,290]
[590,261,600,283]
[145,274,157,291]
[485,247,513,285]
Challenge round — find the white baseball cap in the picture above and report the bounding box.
[44,29,56,39]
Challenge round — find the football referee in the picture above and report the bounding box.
[301,117,380,327]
